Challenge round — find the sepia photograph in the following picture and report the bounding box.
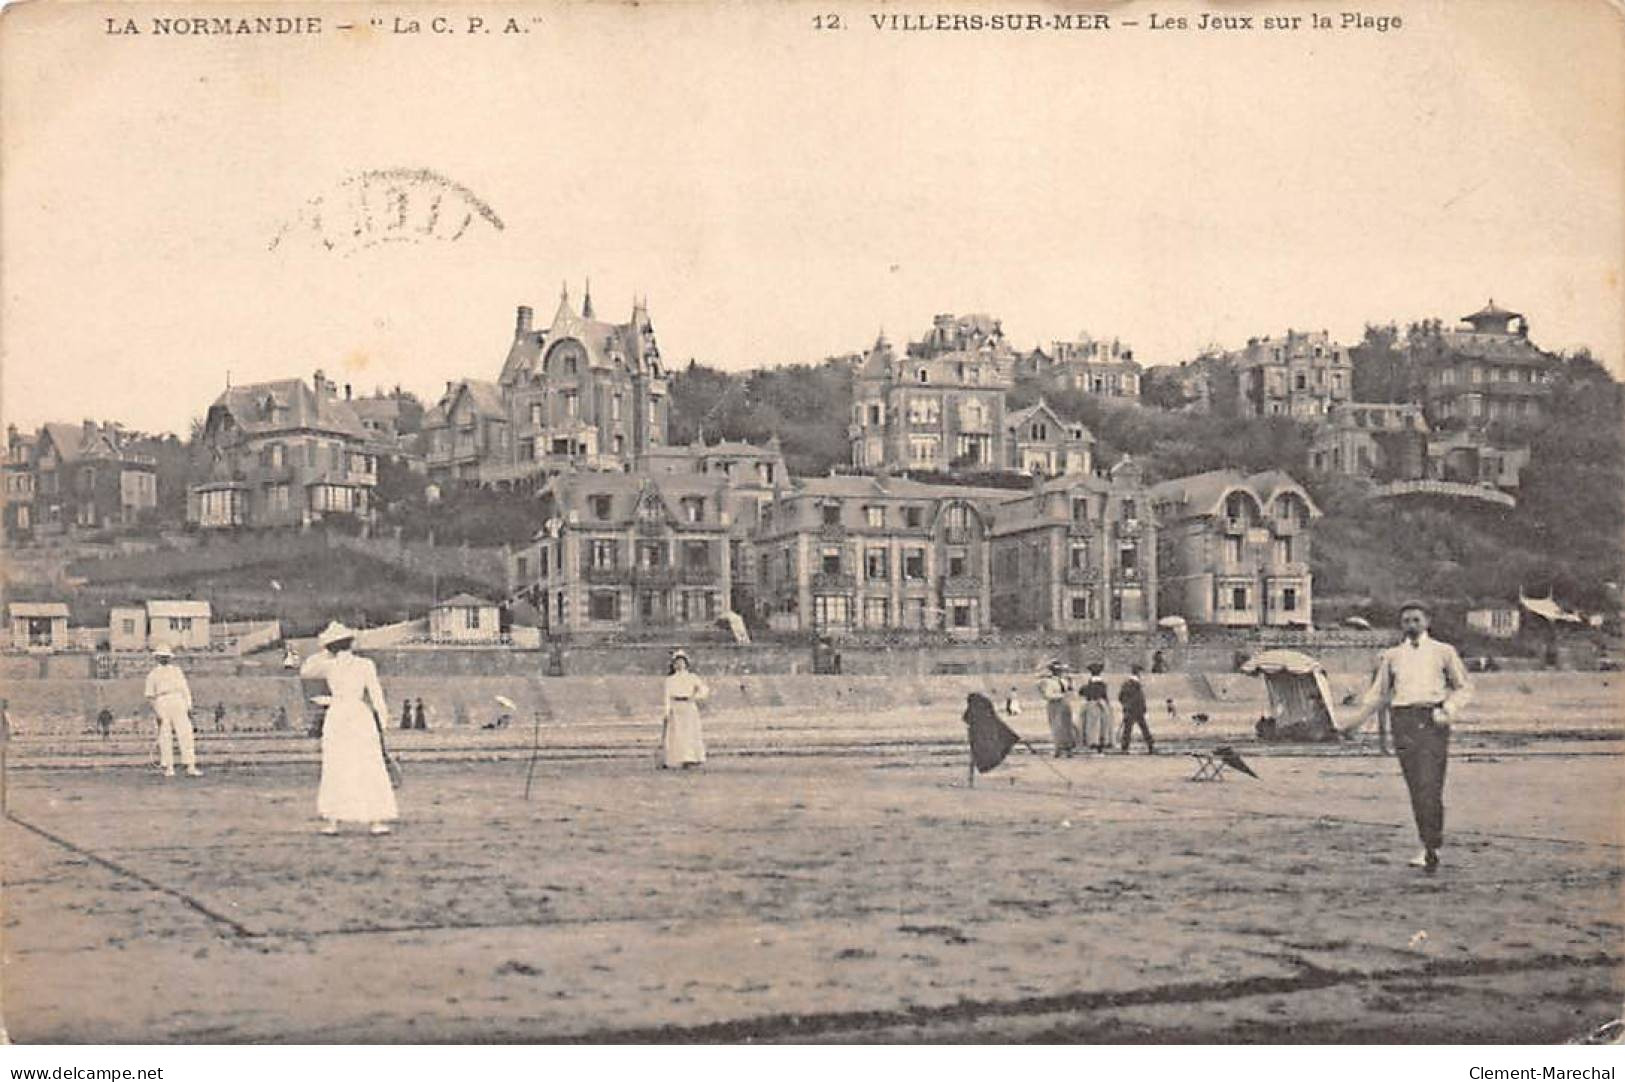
[0,0,1621,1057]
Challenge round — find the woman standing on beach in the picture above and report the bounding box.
[660,649,709,770]
[1079,661,1112,754]
[301,621,398,835]
[1037,659,1076,758]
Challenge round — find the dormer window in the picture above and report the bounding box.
[917,368,929,384]
[822,504,841,526]
[590,494,612,520]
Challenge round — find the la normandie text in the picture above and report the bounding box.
[105,16,324,35]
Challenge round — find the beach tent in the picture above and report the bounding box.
[1240,649,1340,742]
[1157,615,1189,643]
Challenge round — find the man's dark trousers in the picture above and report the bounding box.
[1390,705,1450,850]
[1119,711,1153,752]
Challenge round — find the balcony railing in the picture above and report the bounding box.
[940,574,981,596]
[631,565,678,586]
[1222,516,1247,534]
[818,522,847,541]
[1064,566,1098,586]
[680,564,718,585]
[811,571,856,592]
[583,564,624,584]
[1118,519,1142,537]
[942,526,972,545]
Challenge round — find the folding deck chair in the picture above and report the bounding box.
[1188,750,1228,782]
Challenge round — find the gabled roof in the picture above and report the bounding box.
[147,600,210,618]
[1004,401,1095,444]
[9,602,69,617]
[209,379,369,440]
[989,473,1120,537]
[1519,592,1582,624]
[793,475,1014,503]
[1149,468,1320,519]
[1462,300,1521,324]
[539,469,744,530]
[457,380,507,420]
[39,423,118,465]
[349,397,407,428]
[500,292,661,387]
[435,592,495,609]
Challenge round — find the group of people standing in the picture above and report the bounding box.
[134,601,1468,873]
[398,698,429,730]
[1035,659,1154,757]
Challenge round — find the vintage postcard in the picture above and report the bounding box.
[1,0,1621,1054]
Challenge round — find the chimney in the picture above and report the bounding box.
[515,305,533,337]
[83,419,97,441]
[345,383,352,400]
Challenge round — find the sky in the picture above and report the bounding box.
[3,0,1622,435]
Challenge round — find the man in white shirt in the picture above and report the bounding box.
[144,644,201,778]
[1350,600,1471,872]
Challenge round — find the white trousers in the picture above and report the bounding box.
[154,699,196,770]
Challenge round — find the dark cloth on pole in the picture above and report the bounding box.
[1214,745,1259,778]
[964,693,1021,774]
[1391,705,1450,850]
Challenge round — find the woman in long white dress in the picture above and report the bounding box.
[661,649,709,769]
[301,621,399,835]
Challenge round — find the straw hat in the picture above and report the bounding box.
[152,643,175,659]
[669,648,691,663]
[317,621,357,648]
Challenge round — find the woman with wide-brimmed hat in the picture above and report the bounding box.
[301,621,398,834]
[660,648,710,770]
[1037,658,1077,758]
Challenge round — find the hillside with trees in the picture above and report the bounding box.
[669,349,1623,621]
[667,359,852,477]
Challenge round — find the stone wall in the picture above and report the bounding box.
[7,670,1616,742]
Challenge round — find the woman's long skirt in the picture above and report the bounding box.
[1081,700,1112,749]
[318,700,399,823]
[1046,699,1077,753]
[662,701,706,768]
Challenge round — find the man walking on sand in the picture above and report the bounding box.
[1118,663,1154,754]
[145,644,202,778]
[1348,600,1470,873]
